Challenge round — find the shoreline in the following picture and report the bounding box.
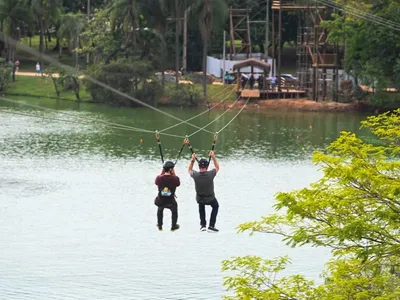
[4,92,370,112]
[204,98,366,112]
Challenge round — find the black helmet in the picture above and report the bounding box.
[163,160,175,170]
[198,158,209,168]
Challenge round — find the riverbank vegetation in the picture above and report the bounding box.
[222,108,400,299]
[5,75,237,105]
[1,0,400,109]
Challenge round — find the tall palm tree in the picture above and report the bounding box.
[107,0,138,49]
[138,0,169,91]
[169,0,188,88]
[57,12,86,66]
[30,0,61,62]
[0,0,32,62]
[192,0,228,99]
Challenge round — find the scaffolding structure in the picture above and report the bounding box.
[228,8,252,60]
[272,0,340,101]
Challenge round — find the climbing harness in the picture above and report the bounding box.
[174,137,189,165]
[183,134,218,164]
[155,131,164,164]
[156,132,191,166]
[208,133,218,164]
[185,136,199,163]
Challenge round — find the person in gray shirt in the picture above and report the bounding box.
[188,150,220,232]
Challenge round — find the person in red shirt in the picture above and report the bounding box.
[154,161,180,231]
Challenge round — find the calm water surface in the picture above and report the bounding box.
[0,98,372,299]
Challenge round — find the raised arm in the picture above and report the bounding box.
[210,150,220,173]
[188,153,196,174]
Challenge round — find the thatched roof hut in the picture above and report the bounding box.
[232,58,271,91]
[232,58,271,73]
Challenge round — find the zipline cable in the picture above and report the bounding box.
[158,83,237,134]
[216,97,250,134]
[0,108,186,138]
[316,0,400,31]
[1,1,269,139]
[1,1,270,137]
[174,137,189,165]
[208,134,218,164]
[185,135,199,163]
[317,0,400,28]
[155,131,164,164]
[1,38,215,135]
[186,79,251,138]
[0,96,153,133]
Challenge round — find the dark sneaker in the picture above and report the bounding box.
[208,226,219,232]
[157,225,162,231]
[171,224,180,231]
[200,226,207,232]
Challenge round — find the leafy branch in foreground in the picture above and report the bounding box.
[222,109,400,299]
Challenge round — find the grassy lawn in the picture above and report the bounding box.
[164,82,238,103]
[194,83,238,102]
[6,76,236,104]
[7,75,91,101]
[16,36,87,73]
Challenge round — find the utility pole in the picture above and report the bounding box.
[223,30,226,84]
[182,1,188,72]
[265,0,269,64]
[86,0,90,65]
[175,0,179,87]
[278,0,282,94]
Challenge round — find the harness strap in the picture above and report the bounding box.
[174,137,189,165]
[186,136,199,162]
[208,133,218,164]
[155,131,164,164]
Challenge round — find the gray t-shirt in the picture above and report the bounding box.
[190,169,217,203]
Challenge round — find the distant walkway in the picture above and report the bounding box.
[16,71,85,79]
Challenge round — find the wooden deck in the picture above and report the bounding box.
[272,0,325,10]
[237,89,306,99]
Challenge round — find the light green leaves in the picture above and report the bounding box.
[223,109,400,299]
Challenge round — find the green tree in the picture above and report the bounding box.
[31,0,62,63]
[85,58,158,106]
[106,0,138,49]
[62,0,104,13]
[79,8,121,63]
[0,0,32,62]
[138,0,170,91]
[322,1,400,105]
[192,0,228,99]
[57,12,87,61]
[222,108,400,299]
[0,60,12,92]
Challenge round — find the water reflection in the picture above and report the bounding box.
[0,98,375,299]
[0,98,372,161]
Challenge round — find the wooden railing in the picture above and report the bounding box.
[272,0,324,9]
[311,54,338,66]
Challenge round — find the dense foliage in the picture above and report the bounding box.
[0,0,399,107]
[322,0,400,108]
[222,108,400,299]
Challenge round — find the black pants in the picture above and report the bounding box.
[155,198,178,227]
[199,199,219,227]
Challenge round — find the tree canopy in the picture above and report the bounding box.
[222,108,400,299]
[1,0,400,107]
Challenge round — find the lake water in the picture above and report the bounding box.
[0,98,372,299]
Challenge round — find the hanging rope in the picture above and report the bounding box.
[0,96,153,133]
[174,137,189,165]
[158,83,237,134]
[185,135,199,163]
[155,131,164,164]
[187,79,250,138]
[215,97,250,134]
[208,134,218,164]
